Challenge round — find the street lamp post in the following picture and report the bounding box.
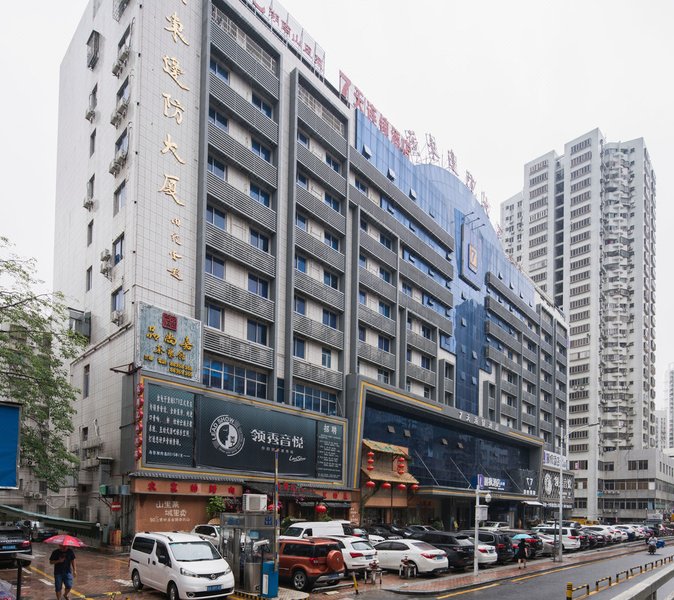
[473,477,491,577]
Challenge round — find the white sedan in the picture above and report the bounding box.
[374,539,448,574]
[467,538,498,566]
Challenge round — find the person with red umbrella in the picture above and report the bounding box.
[45,535,84,600]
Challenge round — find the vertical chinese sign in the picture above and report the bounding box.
[136,1,200,314]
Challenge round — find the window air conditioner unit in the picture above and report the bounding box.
[112,58,124,77]
[109,158,121,175]
[242,493,267,512]
[83,196,95,210]
[111,310,125,325]
[84,107,96,122]
[100,249,111,262]
[118,44,130,63]
[116,149,128,167]
[32,492,42,500]
[110,110,122,127]
[100,263,112,277]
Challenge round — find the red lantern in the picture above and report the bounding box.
[135,449,142,460]
[397,456,406,463]
[136,396,144,408]
[367,451,375,458]
[135,436,142,448]
[136,383,144,395]
[367,465,374,471]
[365,481,376,488]
[135,423,142,434]
[411,484,419,491]
[367,458,375,465]
[315,503,328,514]
[267,504,275,511]
[397,483,406,491]
[381,482,391,490]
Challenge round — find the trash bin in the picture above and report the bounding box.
[260,561,278,598]
[243,562,260,593]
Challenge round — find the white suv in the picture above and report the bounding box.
[129,532,235,600]
[533,526,581,551]
[323,535,378,575]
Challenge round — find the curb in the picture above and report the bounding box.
[384,542,650,595]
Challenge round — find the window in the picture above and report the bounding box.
[111,287,124,311]
[358,326,366,342]
[293,337,305,359]
[297,130,309,147]
[87,175,95,199]
[208,106,228,131]
[249,183,270,207]
[378,301,391,318]
[85,267,92,292]
[324,193,340,212]
[378,335,390,352]
[295,213,308,231]
[355,179,368,195]
[205,254,225,279]
[113,234,124,264]
[423,386,431,399]
[113,181,126,215]
[360,219,368,232]
[206,303,223,329]
[115,129,128,154]
[252,139,271,162]
[248,274,269,298]
[295,254,307,273]
[294,296,306,315]
[324,271,338,289]
[86,30,100,68]
[203,357,267,399]
[208,155,226,180]
[325,153,340,173]
[379,267,391,283]
[207,205,226,230]
[324,232,339,251]
[421,355,431,370]
[359,254,367,269]
[377,368,390,384]
[89,84,98,111]
[292,383,337,415]
[89,130,96,156]
[358,290,366,305]
[402,281,412,296]
[87,220,93,246]
[209,57,229,82]
[83,365,90,398]
[322,309,337,329]
[247,320,268,345]
[252,93,272,118]
[297,172,308,189]
[379,233,392,249]
[250,230,269,252]
[322,348,332,369]
[421,325,432,340]
[117,77,129,103]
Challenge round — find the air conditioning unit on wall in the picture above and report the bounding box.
[242,494,267,512]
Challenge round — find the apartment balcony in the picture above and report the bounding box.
[293,358,343,390]
[205,222,276,277]
[539,398,553,413]
[210,19,279,99]
[294,271,344,311]
[208,123,277,189]
[406,330,436,355]
[359,267,397,302]
[209,72,278,144]
[406,362,436,386]
[398,261,453,306]
[297,100,347,158]
[398,293,452,334]
[359,231,398,270]
[296,227,345,273]
[204,273,274,321]
[522,412,537,426]
[206,172,276,233]
[293,313,344,350]
[295,185,346,235]
[500,380,519,397]
[203,328,273,369]
[485,320,521,353]
[297,144,347,198]
[358,304,396,337]
[500,403,518,419]
[357,342,396,370]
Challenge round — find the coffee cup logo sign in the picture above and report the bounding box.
[210,415,245,457]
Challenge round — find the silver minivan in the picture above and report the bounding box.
[129,531,235,600]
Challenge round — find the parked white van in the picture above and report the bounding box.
[129,531,235,600]
[282,521,354,538]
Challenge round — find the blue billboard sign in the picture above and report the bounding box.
[0,403,20,488]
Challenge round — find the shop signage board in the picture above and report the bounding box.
[143,382,345,483]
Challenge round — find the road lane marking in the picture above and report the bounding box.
[29,566,86,598]
[436,582,501,598]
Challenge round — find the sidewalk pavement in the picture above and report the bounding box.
[383,540,655,595]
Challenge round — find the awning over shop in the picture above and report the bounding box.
[363,439,409,457]
[324,501,350,508]
[361,468,418,485]
[0,504,98,533]
[129,470,243,483]
[522,500,544,506]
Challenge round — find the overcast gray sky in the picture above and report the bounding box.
[2,1,673,405]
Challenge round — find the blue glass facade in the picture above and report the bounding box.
[356,112,537,415]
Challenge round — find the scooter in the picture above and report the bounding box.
[648,542,656,555]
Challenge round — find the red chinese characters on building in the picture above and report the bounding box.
[170,482,179,493]
[190,484,198,493]
[162,312,178,331]
[209,485,218,494]
[148,481,157,492]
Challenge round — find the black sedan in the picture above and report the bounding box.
[408,532,473,569]
[0,526,32,566]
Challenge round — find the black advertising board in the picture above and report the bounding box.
[143,382,344,482]
[145,384,195,467]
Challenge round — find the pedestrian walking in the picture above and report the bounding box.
[516,538,528,569]
[49,543,77,600]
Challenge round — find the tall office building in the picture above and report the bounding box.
[665,364,674,450]
[40,0,570,535]
[501,129,657,521]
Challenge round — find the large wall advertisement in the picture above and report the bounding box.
[143,381,345,483]
[0,403,20,488]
